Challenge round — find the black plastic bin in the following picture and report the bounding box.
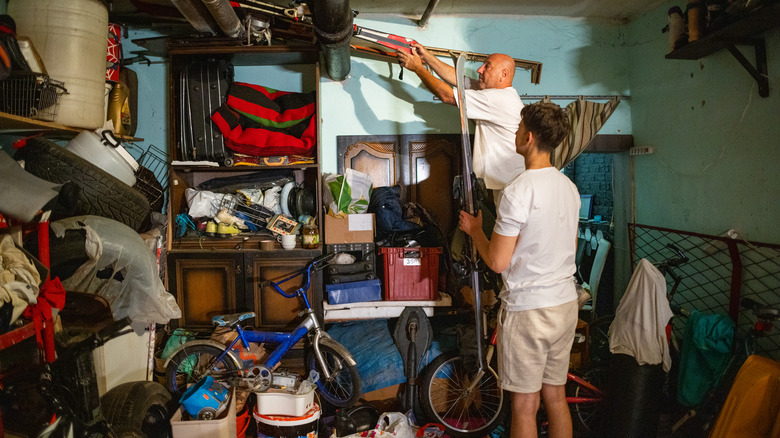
[601,353,665,438]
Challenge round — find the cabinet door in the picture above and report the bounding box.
[340,138,400,196]
[409,137,461,238]
[337,134,462,238]
[249,257,322,329]
[168,252,246,328]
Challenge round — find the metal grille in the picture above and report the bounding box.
[628,223,780,360]
[0,73,66,121]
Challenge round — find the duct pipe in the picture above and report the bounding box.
[172,0,219,34]
[202,0,246,39]
[311,0,353,81]
[418,0,440,28]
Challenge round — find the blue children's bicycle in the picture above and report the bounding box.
[163,252,362,408]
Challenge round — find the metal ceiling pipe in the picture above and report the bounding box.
[418,0,440,28]
[201,0,246,39]
[310,0,353,81]
[171,0,219,34]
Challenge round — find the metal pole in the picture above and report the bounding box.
[418,0,440,28]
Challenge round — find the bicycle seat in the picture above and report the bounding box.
[212,312,256,327]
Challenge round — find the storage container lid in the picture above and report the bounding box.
[254,403,321,425]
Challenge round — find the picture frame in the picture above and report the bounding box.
[267,214,300,235]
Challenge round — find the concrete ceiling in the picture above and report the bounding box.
[347,0,669,23]
[114,1,669,24]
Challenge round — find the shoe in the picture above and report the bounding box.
[205,221,217,237]
[217,223,241,238]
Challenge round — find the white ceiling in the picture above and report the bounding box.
[346,0,669,23]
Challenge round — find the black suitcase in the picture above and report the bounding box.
[327,271,377,284]
[179,59,234,165]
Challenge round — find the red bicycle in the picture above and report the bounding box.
[419,299,607,438]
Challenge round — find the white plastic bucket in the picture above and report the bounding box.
[8,0,108,129]
[66,130,138,187]
[254,403,320,438]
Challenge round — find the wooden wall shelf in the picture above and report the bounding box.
[0,111,143,141]
[665,3,780,97]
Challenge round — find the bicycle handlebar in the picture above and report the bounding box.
[259,252,336,299]
[309,252,336,270]
[741,297,780,322]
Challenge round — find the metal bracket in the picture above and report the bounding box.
[726,38,768,97]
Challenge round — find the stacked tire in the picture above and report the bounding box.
[14,137,152,231]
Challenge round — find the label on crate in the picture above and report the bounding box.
[403,258,421,266]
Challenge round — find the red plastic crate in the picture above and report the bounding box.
[378,247,442,301]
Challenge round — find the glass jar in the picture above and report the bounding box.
[302,224,319,249]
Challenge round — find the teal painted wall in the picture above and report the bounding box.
[626,3,780,243]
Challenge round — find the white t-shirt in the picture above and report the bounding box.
[493,167,581,311]
[455,82,524,190]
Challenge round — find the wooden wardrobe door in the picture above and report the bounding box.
[341,140,400,190]
[408,137,461,238]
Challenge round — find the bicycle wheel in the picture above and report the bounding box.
[420,351,509,438]
[588,314,614,366]
[307,344,362,408]
[164,343,240,399]
[569,364,608,435]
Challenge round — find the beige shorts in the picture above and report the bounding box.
[497,299,578,393]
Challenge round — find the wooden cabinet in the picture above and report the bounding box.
[167,249,321,329]
[167,252,243,328]
[165,42,323,329]
[337,134,462,238]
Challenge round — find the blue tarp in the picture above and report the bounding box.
[327,320,455,393]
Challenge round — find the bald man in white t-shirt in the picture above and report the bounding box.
[397,44,525,206]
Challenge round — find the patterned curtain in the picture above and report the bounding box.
[546,96,621,170]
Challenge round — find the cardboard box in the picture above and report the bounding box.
[171,388,236,438]
[324,213,375,244]
[570,319,589,369]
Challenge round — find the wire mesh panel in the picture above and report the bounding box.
[628,223,780,360]
[0,73,66,121]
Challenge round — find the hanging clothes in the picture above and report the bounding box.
[547,96,621,169]
[609,258,674,371]
[676,310,734,407]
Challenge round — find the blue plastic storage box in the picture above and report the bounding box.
[326,279,382,305]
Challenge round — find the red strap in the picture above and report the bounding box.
[23,278,66,362]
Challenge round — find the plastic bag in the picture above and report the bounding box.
[340,412,413,438]
[323,169,372,216]
[185,188,226,218]
[50,215,181,328]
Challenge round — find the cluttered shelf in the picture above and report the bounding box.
[0,111,143,142]
[322,293,453,322]
[665,3,780,60]
[170,162,319,172]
